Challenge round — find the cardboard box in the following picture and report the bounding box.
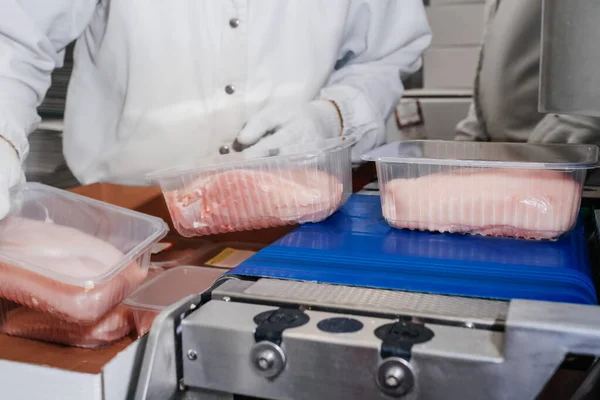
[423,46,480,89]
[0,333,143,399]
[426,4,485,46]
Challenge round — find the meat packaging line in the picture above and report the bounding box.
[132,1,600,399]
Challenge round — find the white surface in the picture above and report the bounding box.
[404,88,473,98]
[420,97,471,140]
[423,47,480,89]
[426,4,485,46]
[429,0,484,5]
[38,119,65,132]
[0,1,430,186]
[0,339,142,400]
[0,361,101,400]
[0,338,142,400]
[102,338,144,400]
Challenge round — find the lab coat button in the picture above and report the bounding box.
[225,84,235,95]
[229,18,240,28]
[219,145,230,155]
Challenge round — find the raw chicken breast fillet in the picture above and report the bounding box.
[383,168,582,239]
[0,217,148,324]
[166,168,344,236]
[2,304,134,348]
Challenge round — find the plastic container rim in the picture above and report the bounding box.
[361,140,600,170]
[1,182,169,287]
[146,135,358,183]
[123,265,222,311]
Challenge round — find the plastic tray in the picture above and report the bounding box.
[0,183,168,325]
[124,266,225,336]
[362,140,599,239]
[231,195,597,305]
[147,136,356,237]
[0,299,135,348]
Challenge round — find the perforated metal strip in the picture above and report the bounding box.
[238,279,508,325]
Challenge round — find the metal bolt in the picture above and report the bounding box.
[383,365,405,388]
[187,349,197,361]
[255,349,276,371]
[229,18,240,28]
[222,296,231,302]
[376,358,414,397]
[225,84,235,95]
[250,342,286,379]
[386,375,399,387]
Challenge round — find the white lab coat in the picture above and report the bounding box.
[0,0,431,185]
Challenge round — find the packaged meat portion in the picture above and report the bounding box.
[124,266,225,336]
[362,140,599,240]
[149,136,355,237]
[0,183,168,323]
[0,302,134,348]
[383,168,582,239]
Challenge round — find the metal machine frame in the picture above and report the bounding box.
[134,266,600,400]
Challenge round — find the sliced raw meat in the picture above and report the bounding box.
[2,305,134,348]
[0,217,148,324]
[166,168,344,236]
[382,168,581,239]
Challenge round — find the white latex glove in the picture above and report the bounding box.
[0,138,24,220]
[236,100,342,157]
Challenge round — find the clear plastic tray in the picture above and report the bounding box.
[0,299,135,348]
[147,136,356,237]
[362,140,599,240]
[0,183,169,324]
[123,266,225,336]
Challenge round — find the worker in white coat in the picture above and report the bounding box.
[0,0,432,219]
[455,0,600,144]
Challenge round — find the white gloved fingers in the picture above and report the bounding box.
[0,138,25,221]
[237,105,297,147]
[529,114,600,145]
[241,126,299,158]
[238,100,342,158]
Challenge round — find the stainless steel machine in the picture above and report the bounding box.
[134,1,600,398]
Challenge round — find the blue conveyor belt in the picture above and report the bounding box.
[230,195,597,305]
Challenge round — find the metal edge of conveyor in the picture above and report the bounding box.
[212,278,508,331]
[133,275,242,400]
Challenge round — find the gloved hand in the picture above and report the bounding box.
[236,100,342,157]
[529,114,600,145]
[0,138,24,220]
